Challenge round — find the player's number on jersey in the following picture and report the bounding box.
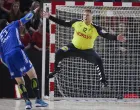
[0,29,9,44]
[83,27,87,33]
[1,30,8,38]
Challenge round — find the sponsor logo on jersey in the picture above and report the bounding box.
[76,32,92,39]
[0,29,10,44]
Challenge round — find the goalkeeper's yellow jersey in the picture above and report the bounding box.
[72,21,99,50]
[49,16,117,50]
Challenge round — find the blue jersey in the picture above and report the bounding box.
[0,11,34,56]
[0,21,23,55]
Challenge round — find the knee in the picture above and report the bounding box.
[56,46,69,55]
[27,67,37,79]
[55,49,65,60]
[18,84,27,94]
[56,49,64,56]
[96,57,103,64]
[15,77,25,85]
[31,78,39,89]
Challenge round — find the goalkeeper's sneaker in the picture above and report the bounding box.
[48,72,55,78]
[25,100,32,109]
[101,82,109,91]
[48,67,61,79]
[35,99,48,107]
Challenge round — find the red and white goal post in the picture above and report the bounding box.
[42,2,140,100]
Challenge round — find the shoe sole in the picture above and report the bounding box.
[35,104,48,107]
[25,108,32,110]
[25,105,32,110]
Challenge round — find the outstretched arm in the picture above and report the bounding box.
[43,11,77,27]
[49,15,77,27]
[94,24,126,42]
[18,7,40,26]
[20,12,35,25]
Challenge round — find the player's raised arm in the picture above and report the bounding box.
[94,24,126,42]
[19,7,40,26]
[43,11,77,27]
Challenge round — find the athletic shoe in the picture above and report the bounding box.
[25,100,32,109]
[101,81,109,91]
[48,66,61,78]
[35,99,48,107]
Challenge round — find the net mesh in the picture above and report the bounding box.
[53,6,140,98]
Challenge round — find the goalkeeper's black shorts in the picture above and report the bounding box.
[55,43,102,64]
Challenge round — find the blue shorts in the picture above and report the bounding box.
[4,48,33,79]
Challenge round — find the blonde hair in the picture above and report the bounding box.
[83,9,92,13]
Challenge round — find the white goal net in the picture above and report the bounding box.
[48,5,140,99]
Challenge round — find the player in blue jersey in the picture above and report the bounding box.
[0,7,48,109]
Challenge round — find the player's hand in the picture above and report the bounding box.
[42,11,50,18]
[117,34,126,42]
[38,48,42,51]
[33,7,40,14]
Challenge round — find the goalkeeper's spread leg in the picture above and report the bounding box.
[48,67,61,78]
[92,53,109,90]
[48,63,61,78]
[48,72,55,78]
[96,64,108,90]
[82,50,109,90]
[48,45,72,79]
[101,80,108,91]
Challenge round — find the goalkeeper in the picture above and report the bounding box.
[43,9,126,88]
